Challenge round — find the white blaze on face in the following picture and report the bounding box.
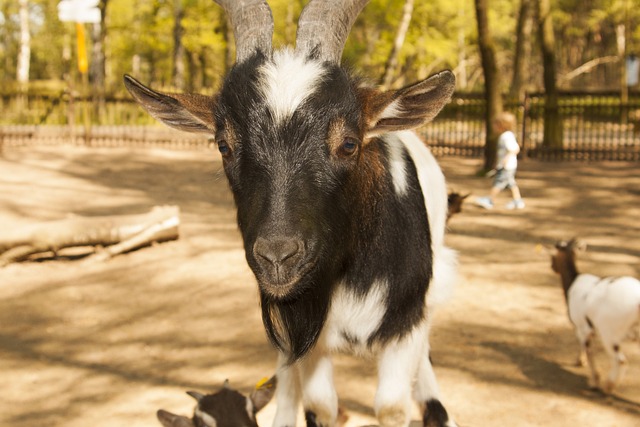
[257,49,327,124]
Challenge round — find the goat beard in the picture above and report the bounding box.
[259,271,334,362]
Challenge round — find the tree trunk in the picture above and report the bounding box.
[537,0,563,148]
[380,0,414,89]
[17,0,30,86]
[0,206,180,266]
[90,0,109,121]
[509,0,533,102]
[456,5,468,90]
[172,0,185,90]
[616,23,628,120]
[475,0,503,171]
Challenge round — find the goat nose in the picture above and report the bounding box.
[253,238,302,265]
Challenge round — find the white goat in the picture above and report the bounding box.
[550,239,640,393]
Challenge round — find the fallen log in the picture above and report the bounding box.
[0,205,179,266]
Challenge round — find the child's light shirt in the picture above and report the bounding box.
[496,130,520,171]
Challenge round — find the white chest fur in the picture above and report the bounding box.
[321,280,388,355]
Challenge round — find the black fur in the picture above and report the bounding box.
[195,389,256,427]
[423,399,450,427]
[304,410,319,427]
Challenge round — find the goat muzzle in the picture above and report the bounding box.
[252,237,311,298]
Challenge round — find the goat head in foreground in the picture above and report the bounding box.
[551,239,640,393]
[157,376,276,427]
[126,1,458,426]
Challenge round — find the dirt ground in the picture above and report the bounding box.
[1,144,639,427]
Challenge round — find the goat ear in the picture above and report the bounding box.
[186,390,205,402]
[249,375,277,412]
[124,75,217,136]
[572,239,587,252]
[362,71,455,138]
[157,409,194,427]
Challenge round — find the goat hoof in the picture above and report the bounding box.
[423,399,452,427]
[377,404,407,427]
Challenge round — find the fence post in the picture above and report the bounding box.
[521,92,530,160]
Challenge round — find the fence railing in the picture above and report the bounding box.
[1,91,639,161]
[0,125,212,151]
[423,91,640,161]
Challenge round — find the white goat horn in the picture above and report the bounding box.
[296,0,370,64]
[213,0,274,63]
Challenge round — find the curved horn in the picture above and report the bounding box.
[214,0,274,63]
[295,0,369,64]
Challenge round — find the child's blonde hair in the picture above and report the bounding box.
[493,112,516,133]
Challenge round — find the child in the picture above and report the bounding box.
[475,112,525,210]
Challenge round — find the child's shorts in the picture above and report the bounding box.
[493,168,517,190]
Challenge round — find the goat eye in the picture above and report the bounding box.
[217,140,230,156]
[339,137,359,156]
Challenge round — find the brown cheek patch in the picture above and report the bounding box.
[347,140,386,230]
[326,117,347,155]
[222,118,239,151]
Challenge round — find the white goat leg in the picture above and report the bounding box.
[273,353,301,427]
[298,349,338,427]
[581,333,600,389]
[375,324,425,427]
[603,347,627,393]
[414,343,458,427]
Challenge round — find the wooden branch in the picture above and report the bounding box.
[0,205,180,266]
[560,56,619,84]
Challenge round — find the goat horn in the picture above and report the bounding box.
[213,0,274,63]
[295,0,370,64]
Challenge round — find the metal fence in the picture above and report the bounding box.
[2,91,640,161]
[423,91,640,161]
[0,125,212,152]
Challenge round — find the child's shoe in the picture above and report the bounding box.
[475,197,494,210]
[506,199,525,210]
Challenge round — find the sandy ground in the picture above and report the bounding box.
[0,145,639,427]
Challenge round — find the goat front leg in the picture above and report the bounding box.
[298,348,338,427]
[273,352,301,427]
[375,325,427,427]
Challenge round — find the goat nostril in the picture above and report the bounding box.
[254,238,302,265]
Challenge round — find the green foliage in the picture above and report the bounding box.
[1,0,639,121]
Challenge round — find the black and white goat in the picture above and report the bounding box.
[551,239,640,393]
[157,376,277,427]
[125,1,458,426]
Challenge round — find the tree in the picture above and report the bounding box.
[16,0,30,88]
[474,0,503,171]
[172,0,185,90]
[537,0,563,148]
[509,0,533,102]
[380,0,414,88]
[90,0,109,120]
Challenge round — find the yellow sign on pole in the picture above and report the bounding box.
[76,22,88,74]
